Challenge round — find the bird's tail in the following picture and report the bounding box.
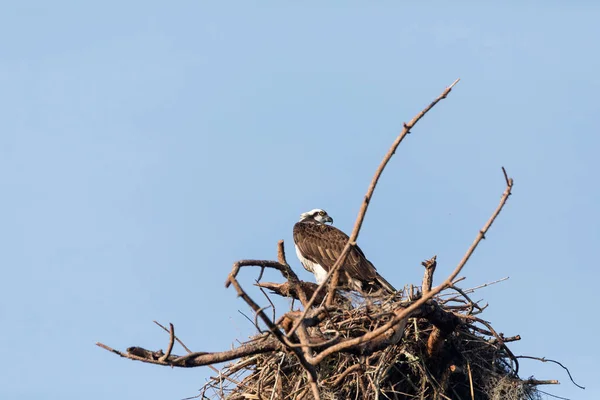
[375,273,396,294]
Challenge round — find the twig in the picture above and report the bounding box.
[96,335,281,367]
[463,314,519,374]
[158,323,175,362]
[495,334,521,343]
[225,260,290,289]
[257,285,277,322]
[467,361,474,400]
[452,277,466,285]
[326,268,341,307]
[535,389,572,400]
[450,285,482,314]
[330,364,362,387]
[227,275,288,345]
[287,78,460,338]
[439,276,509,297]
[256,281,331,306]
[154,321,238,383]
[153,320,192,354]
[421,256,437,294]
[238,310,260,332]
[464,276,509,292]
[254,306,272,333]
[277,240,310,308]
[517,356,584,389]
[523,379,560,385]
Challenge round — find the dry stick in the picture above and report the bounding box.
[438,276,509,298]
[158,323,176,362]
[288,78,461,338]
[326,268,341,307]
[306,168,513,365]
[463,276,509,293]
[225,260,290,288]
[469,314,520,373]
[257,285,277,323]
[277,240,309,308]
[494,334,521,343]
[467,361,475,400]
[154,320,193,354]
[254,306,272,333]
[96,335,280,368]
[452,276,466,285]
[517,356,585,390]
[524,379,560,385]
[536,389,572,400]
[330,364,363,387]
[450,285,482,314]
[285,332,341,349]
[324,78,461,306]
[421,256,437,294]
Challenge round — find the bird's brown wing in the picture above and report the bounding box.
[293,222,378,282]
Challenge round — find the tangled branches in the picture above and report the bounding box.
[96,80,582,399]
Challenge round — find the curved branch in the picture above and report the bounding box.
[517,355,585,390]
[288,78,461,337]
[307,167,513,365]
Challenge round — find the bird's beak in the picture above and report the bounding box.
[325,216,333,224]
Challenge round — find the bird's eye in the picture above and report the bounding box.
[318,211,326,216]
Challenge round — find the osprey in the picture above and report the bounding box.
[293,208,396,294]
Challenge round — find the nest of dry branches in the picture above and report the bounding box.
[200,270,546,400]
[97,80,581,400]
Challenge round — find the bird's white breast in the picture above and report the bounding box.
[295,244,329,285]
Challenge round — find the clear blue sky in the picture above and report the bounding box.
[1,2,597,399]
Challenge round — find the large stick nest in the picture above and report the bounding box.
[202,281,540,400]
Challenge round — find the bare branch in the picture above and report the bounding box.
[257,281,329,306]
[492,334,521,343]
[535,390,572,400]
[421,255,437,294]
[96,335,281,368]
[158,323,175,362]
[463,314,519,374]
[288,78,461,337]
[225,260,290,288]
[306,167,513,364]
[517,356,585,390]
[450,285,483,314]
[467,361,475,400]
[153,320,192,354]
[443,276,510,297]
[277,240,287,265]
[523,379,560,385]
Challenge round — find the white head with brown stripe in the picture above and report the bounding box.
[298,208,334,225]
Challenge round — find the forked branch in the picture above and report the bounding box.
[305,167,513,365]
[291,78,461,334]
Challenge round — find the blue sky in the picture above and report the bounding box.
[1,2,598,399]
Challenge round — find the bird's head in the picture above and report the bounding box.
[299,209,333,224]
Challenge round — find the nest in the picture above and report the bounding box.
[200,284,541,400]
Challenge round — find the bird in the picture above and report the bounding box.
[293,208,396,294]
